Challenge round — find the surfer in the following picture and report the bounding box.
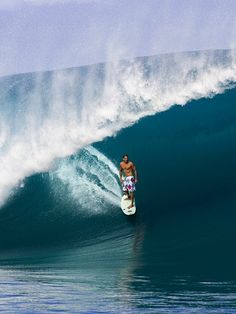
[119,154,138,209]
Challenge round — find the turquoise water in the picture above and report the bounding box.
[0,50,236,312]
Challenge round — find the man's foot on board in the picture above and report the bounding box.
[127,204,134,209]
[124,195,131,200]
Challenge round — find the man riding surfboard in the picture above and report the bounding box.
[119,154,138,209]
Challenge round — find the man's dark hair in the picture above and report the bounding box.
[123,154,128,158]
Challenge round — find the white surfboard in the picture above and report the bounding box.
[121,194,136,215]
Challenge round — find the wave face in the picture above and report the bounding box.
[0,84,236,313]
[0,146,124,249]
[0,49,236,207]
[0,49,236,314]
[0,79,235,253]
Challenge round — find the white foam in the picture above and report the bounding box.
[0,50,236,207]
[49,146,121,214]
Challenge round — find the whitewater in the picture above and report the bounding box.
[0,49,236,207]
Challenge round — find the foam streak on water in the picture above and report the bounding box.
[49,146,121,214]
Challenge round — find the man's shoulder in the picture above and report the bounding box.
[120,161,134,167]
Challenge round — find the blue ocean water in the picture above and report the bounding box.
[0,49,236,313]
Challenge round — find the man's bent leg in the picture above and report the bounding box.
[128,192,134,208]
[122,180,130,199]
[124,191,130,200]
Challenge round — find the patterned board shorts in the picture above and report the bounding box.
[122,176,136,193]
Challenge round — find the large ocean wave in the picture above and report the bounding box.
[0,49,236,207]
[0,79,235,252]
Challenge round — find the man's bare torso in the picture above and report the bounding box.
[120,161,134,177]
